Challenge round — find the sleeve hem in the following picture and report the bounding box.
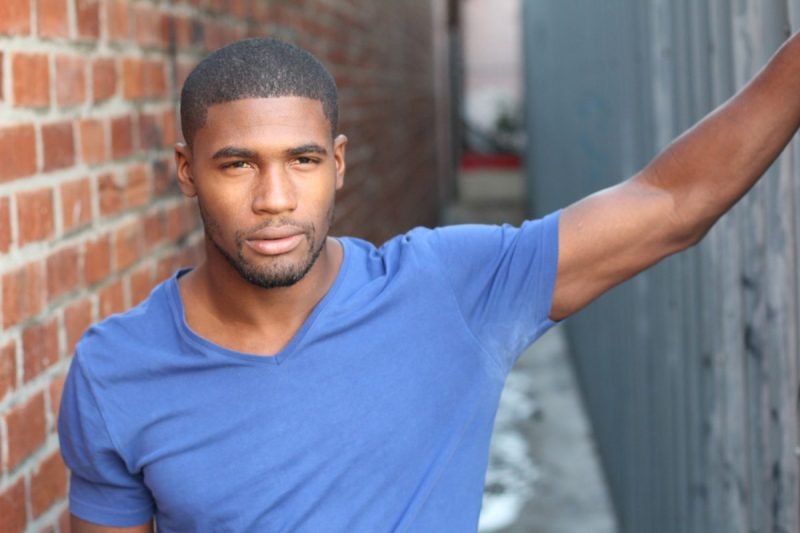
[534,210,562,328]
[70,495,154,528]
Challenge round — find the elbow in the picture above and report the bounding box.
[683,226,710,249]
[667,206,715,252]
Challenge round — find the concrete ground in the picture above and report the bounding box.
[442,168,618,533]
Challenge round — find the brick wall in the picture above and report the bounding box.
[0,1,445,530]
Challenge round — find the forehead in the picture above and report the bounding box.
[193,96,331,154]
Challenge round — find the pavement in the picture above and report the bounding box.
[441,168,618,533]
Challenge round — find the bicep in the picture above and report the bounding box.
[71,515,153,533]
[550,173,689,320]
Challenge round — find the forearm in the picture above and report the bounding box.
[641,31,800,244]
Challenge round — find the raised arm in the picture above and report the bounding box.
[550,32,800,321]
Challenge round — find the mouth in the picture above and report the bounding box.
[244,226,305,256]
[244,231,305,256]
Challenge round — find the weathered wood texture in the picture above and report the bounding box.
[523,1,800,532]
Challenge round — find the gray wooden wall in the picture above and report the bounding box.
[522,1,800,532]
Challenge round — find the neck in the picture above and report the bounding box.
[184,237,342,332]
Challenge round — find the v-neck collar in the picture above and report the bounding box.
[167,238,350,366]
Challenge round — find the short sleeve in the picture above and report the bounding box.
[58,352,155,527]
[426,210,561,369]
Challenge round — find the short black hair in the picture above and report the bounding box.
[180,38,339,147]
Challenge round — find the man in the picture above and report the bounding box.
[58,34,800,532]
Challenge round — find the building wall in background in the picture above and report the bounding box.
[462,0,522,135]
[0,0,447,530]
[524,1,799,532]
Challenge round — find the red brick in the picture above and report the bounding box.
[0,339,17,400]
[174,15,192,48]
[0,0,30,36]
[2,260,45,329]
[111,115,134,159]
[41,121,75,172]
[16,188,54,245]
[250,1,269,23]
[175,60,195,93]
[30,452,68,518]
[152,157,173,197]
[64,297,92,352]
[5,391,46,470]
[162,109,178,146]
[12,53,49,108]
[0,476,26,532]
[229,0,247,17]
[61,177,92,232]
[56,55,87,107]
[166,204,185,241]
[126,164,150,208]
[129,265,153,304]
[143,211,164,250]
[37,0,69,38]
[83,234,110,285]
[159,13,172,48]
[143,59,167,98]
[79,118,107,165]
[139,111,160,149]
[76,0,100,39]
[98,279,124,319]
[49,372,66,421]
[46,245,80,300]
[107,0,129,42]
[98,172,124,216]
[22,318,59,381]
[134,4,162,48]
[0,124,37,182]
[114,220,143,271]
[121,57,143,99]
[92,57,116,101]
[155,253,177,283]
[0,197,11,252]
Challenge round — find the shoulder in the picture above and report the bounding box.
[75,272,180,372]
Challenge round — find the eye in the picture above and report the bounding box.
[221,161,253,170]
[292,156,320,166]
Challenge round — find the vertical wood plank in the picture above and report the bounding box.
[521,1,800,531]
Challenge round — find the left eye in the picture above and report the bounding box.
[223,161,251,169]
[294,157,318,166]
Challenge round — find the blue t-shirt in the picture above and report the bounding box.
[58,212,560,532]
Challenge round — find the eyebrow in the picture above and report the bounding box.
[211,146,259,160]
[210,144,328,160]
[286,144,328,157]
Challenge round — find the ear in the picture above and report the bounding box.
[333,134,347,191]
[174,142,198,198]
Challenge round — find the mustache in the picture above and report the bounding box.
[239,218,312,236]
[234,218,315,244]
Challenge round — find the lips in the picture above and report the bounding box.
[244,228,305,256]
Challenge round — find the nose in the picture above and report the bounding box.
[251,165,297,214]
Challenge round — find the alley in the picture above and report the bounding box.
[443,168,618,533]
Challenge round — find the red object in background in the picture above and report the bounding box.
[461,151,522,170]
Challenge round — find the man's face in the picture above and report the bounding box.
[175,96,347,289]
